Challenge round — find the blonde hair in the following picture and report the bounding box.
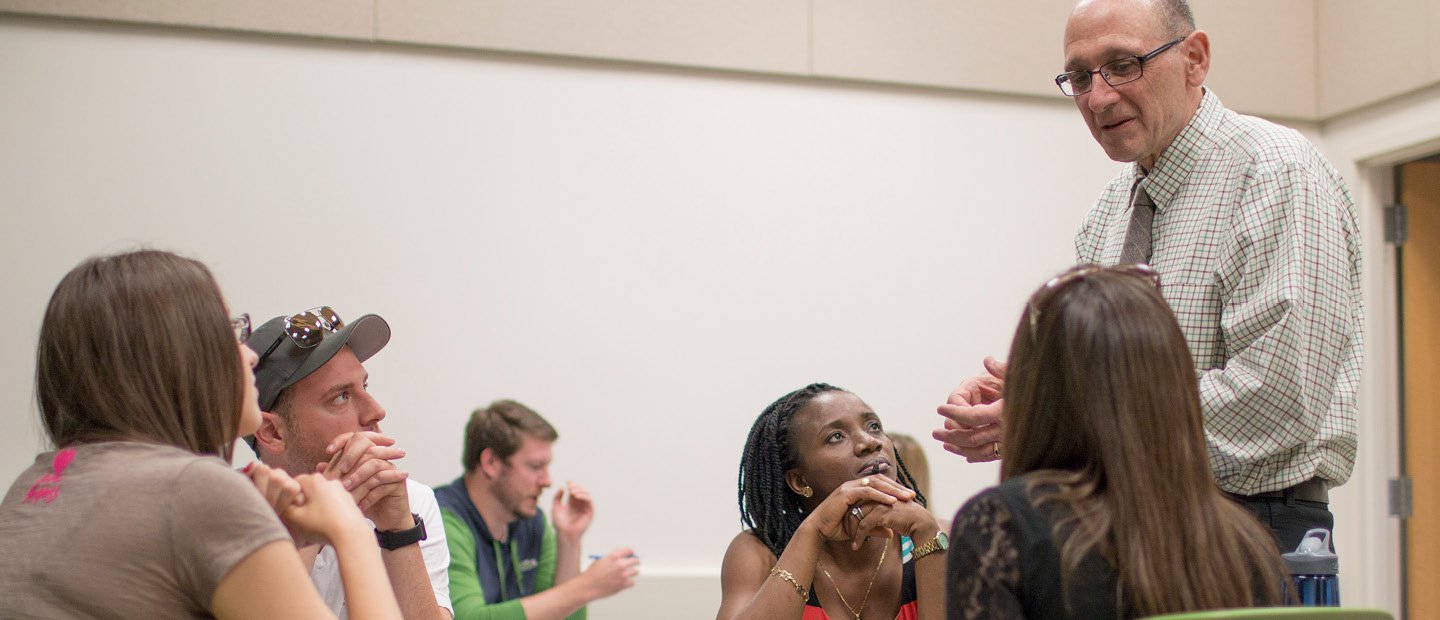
[887,432,931,502]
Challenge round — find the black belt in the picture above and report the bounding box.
[1228,478,1328,504]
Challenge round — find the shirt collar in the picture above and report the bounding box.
[1127,88,1223,211]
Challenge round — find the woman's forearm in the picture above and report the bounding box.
[910,525,947,620]
[722,524,823,620]
[331,523,404,620]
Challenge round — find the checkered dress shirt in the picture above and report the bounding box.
[1074,90,1363,496]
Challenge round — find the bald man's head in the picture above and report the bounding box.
[1068,0,1193,45]
[1062,0,1208,168]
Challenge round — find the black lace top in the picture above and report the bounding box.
[945,476,1123,620]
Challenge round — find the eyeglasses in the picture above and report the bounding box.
[1026,264,1161,338]
[1055,37,1186,97]
[232,313,252,344]
[284,306,344,349]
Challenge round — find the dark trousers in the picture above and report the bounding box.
[1229,495,1335,553]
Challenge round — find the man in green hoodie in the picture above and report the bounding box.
[435,399,639,620]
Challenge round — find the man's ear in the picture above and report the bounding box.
[253,411,287,455]
[1183,29,1210,87]
[479,448,505,480]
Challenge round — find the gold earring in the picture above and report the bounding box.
[798,486,813,498]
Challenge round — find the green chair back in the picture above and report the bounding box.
[1142,608,1392,620]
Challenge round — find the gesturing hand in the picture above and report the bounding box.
[552,481,594,540]
[934,356,1008,462]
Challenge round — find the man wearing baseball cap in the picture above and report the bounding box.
[248,306,452,620]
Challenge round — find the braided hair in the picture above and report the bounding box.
[738,383,928,558]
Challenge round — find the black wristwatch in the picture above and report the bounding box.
[375,513,427,550]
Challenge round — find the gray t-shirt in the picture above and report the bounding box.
[0,441,290,618]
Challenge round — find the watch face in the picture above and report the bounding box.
[913,530,947,558]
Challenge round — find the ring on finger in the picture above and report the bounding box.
[850,506,863,520]
[861,477,871,487]
[993,442,1001,459]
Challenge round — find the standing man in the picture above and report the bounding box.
[249,306,452,619]
[436,399,638,620]
[935,0,1363,552]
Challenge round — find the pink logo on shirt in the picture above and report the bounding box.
[24,449,77,504]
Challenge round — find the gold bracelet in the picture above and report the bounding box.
[769,565,809,600]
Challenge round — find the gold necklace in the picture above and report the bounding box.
[817,537,888,620]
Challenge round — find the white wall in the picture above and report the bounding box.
[0,15,1119,616]
[2,12,1412,618]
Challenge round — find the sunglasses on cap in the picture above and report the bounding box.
[284,306,345,349]
[255,306,346,360]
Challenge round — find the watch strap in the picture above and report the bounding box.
[375,512,427,550]
[912,530,948,560]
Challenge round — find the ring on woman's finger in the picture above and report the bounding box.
[850,506,863,520]
[860,477,871,487]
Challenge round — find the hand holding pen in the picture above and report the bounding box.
[587,553,639,561]
[580,547,640,597]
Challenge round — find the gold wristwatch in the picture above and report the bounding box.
[912,530,949,560]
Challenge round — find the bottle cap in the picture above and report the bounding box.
[1281,528,1338,575]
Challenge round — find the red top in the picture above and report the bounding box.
[802,542,919,620]
[801,600,919,620]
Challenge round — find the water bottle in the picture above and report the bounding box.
[1281,528,1339,606]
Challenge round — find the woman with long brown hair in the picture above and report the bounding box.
[946,265,1285,619]
[0,249,402,619]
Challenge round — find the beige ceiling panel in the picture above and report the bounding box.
[1318,0,1434,117]
[0,0,372,40]
[1192,0,1316,120]
[376,0,809,76]
[811,0,1073,98]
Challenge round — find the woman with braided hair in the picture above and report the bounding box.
[718,384,946,620]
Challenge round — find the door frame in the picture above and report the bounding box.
[1331,126,1440,616]
[1393,156,1440,620]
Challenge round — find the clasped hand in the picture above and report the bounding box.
[316,430,412,530]
[807,476,934,551]
[245,461,367,546]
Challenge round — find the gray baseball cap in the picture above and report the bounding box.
[246,309,391,411]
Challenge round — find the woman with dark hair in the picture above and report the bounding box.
[718,383,946,620]
[946,265,1286,619]
[0,249,402,619]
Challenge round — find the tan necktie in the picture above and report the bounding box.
[1119,180,1156,265]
